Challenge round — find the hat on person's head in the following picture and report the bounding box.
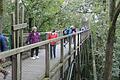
[71,25,74,28]
[32,26,37,31]
[52,29,55,33]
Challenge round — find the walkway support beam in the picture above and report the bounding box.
[73,34,77,80]
[45,43,50,79]
[60,39,64,80]
[12,0,22,80]
[11,12,17,80]
[77,33,81,80]
[68,36,72,67]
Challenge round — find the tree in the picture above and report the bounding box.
[103,0,120,80]
[21,0,64,31]
[0,0,3,33]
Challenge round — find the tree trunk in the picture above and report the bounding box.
[103,23,116,80]
[28,17,33,32]
[103,0,120,80]
[103,1,115,80]
[0,0,3,33]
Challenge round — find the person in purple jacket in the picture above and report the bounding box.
[26,26,40,60]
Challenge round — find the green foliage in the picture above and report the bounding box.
[3,0,83,32]
[0,0,3,15]
[90,1,109,80]
[3,0,14,33]
[3,0,120,79]
[112,17,120,79]
[91,0,120,80]
[22,0,64,31]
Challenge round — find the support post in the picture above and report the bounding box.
[73,34,76,80]
[20,5,24,47]
[11,12,17,80]
[12,0,22,80]
[15,0,22,80]
[60,39,64,80]
[68,36,72,66]
[17,53,21,80]
[77,33,81,80]
[73,34,76,59]
[80,33,82,67]
[45,43,50,79]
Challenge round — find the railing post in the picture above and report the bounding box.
[11,11,21,80]
[60,39,64,80]
[16,24,21,80]
[45,43,50,79]
[80,32,83,79]
[77,33,80,59]
[11,12,16,80]
[16,29,22,80]
[80,32,82,78]
[20,5,24,47]
[68,36,72,66]
[77,33,81,80]
[73,34,76,59]
[73,34,76,80]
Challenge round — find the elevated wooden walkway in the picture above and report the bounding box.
[0,44,73,80]
[0,30,90,80]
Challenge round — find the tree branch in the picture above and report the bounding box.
[39,11,61,27]
[21,0,32,16]
[112,1,120,25]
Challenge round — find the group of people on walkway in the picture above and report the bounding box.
[0,25,76,79]
[26,27,58,59]
[26,25,76,59]
[63,25,76,48]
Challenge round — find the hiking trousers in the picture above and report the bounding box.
[50,45,56,59]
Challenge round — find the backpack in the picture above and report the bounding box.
[0,39,1,51]
[0,35,2,51]
[63,29,68,35]
[68,28,73,34]
[0,34,8,51]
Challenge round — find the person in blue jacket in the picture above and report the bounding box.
[63,27,73,48]
[0,33,9,79]
[0,33,8,51]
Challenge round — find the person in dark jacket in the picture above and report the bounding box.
[63,28,68,42]
[0,34,8,52]
[0,33,9,79]
[71,25,76,33]
[63,27,73,48]
[48,29,58,59]
[26,26,40,60]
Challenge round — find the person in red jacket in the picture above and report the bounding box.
[48,29,58,59]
